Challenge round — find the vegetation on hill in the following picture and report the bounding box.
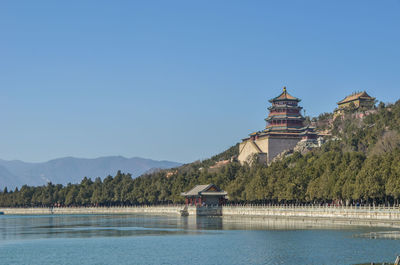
[1,100,400,207]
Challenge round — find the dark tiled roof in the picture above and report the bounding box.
[181,184,227,197]
[265,114,304,120]
[181,184,211,196]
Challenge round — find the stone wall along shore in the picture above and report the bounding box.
[2,205,400,224]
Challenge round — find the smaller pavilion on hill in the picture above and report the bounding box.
[336,91,375,113]
[181,184,228,206]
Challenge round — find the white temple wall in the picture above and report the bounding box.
[238,138,269,165]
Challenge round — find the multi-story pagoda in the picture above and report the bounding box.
[238,87,317,164]
[265,87,305,134]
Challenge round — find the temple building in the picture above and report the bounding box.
[335,91,375,116]
[238,87,318,164]
[181,184,228,206]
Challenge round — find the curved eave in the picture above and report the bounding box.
[266,125,304,128]
[200,191,228,196]
[265,115,304,120]
[299,131,319,135]
[265,131,303,134]
[262,131,305,137]
[265,126,304,131]
[337,97,376,105]
[269,98,301,103]
[268,105,302,110]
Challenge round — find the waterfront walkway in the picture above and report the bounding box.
[2,204,400,223]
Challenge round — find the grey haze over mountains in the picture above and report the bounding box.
[0,156,182,189]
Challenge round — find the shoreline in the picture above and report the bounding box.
[2,205,400,228]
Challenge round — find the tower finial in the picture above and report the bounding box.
[283,86,287,93]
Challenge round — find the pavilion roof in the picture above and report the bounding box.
[200,191,228,196]
[337,91,375,105]
[269,87,301,102]
[181,184,227,197]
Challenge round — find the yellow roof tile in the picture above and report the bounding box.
[337,91,375,105]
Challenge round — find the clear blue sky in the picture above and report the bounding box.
[0,0,399,163]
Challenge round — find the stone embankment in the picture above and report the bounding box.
[222,205,400,220]
[222,205,400,227]
[3,205,400,227]
[0,205,183,215]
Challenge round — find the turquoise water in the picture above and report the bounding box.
[0,215,399,265]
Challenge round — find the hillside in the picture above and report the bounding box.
[1,99,400,207]
[0,156,182,189]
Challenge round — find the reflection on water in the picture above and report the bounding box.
[355,230,400,240]
[0,214,365,241]
[0,214,400,265]
[0,215,216,240]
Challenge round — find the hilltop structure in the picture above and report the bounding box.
[238,87,318,164]
[334,91,375,116]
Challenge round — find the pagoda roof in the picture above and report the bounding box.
[266,114,304,120]
[269,87,301,102]
[264,124,315,131]
[265,126,304,131]
[244,125,318,139]
[264,131,304,135]
[244,130,306,139]
[299,130,318,136]
[337,91,375,105]
[299,125,318,133]
[268,105,302,110]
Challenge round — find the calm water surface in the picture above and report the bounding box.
[0,214,399,265]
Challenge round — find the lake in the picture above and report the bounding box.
[0,214,399,265]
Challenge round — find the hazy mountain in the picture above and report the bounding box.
[0,165,19,189]
[0,156,182,189]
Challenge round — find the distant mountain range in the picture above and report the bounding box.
[0,156,182,189]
